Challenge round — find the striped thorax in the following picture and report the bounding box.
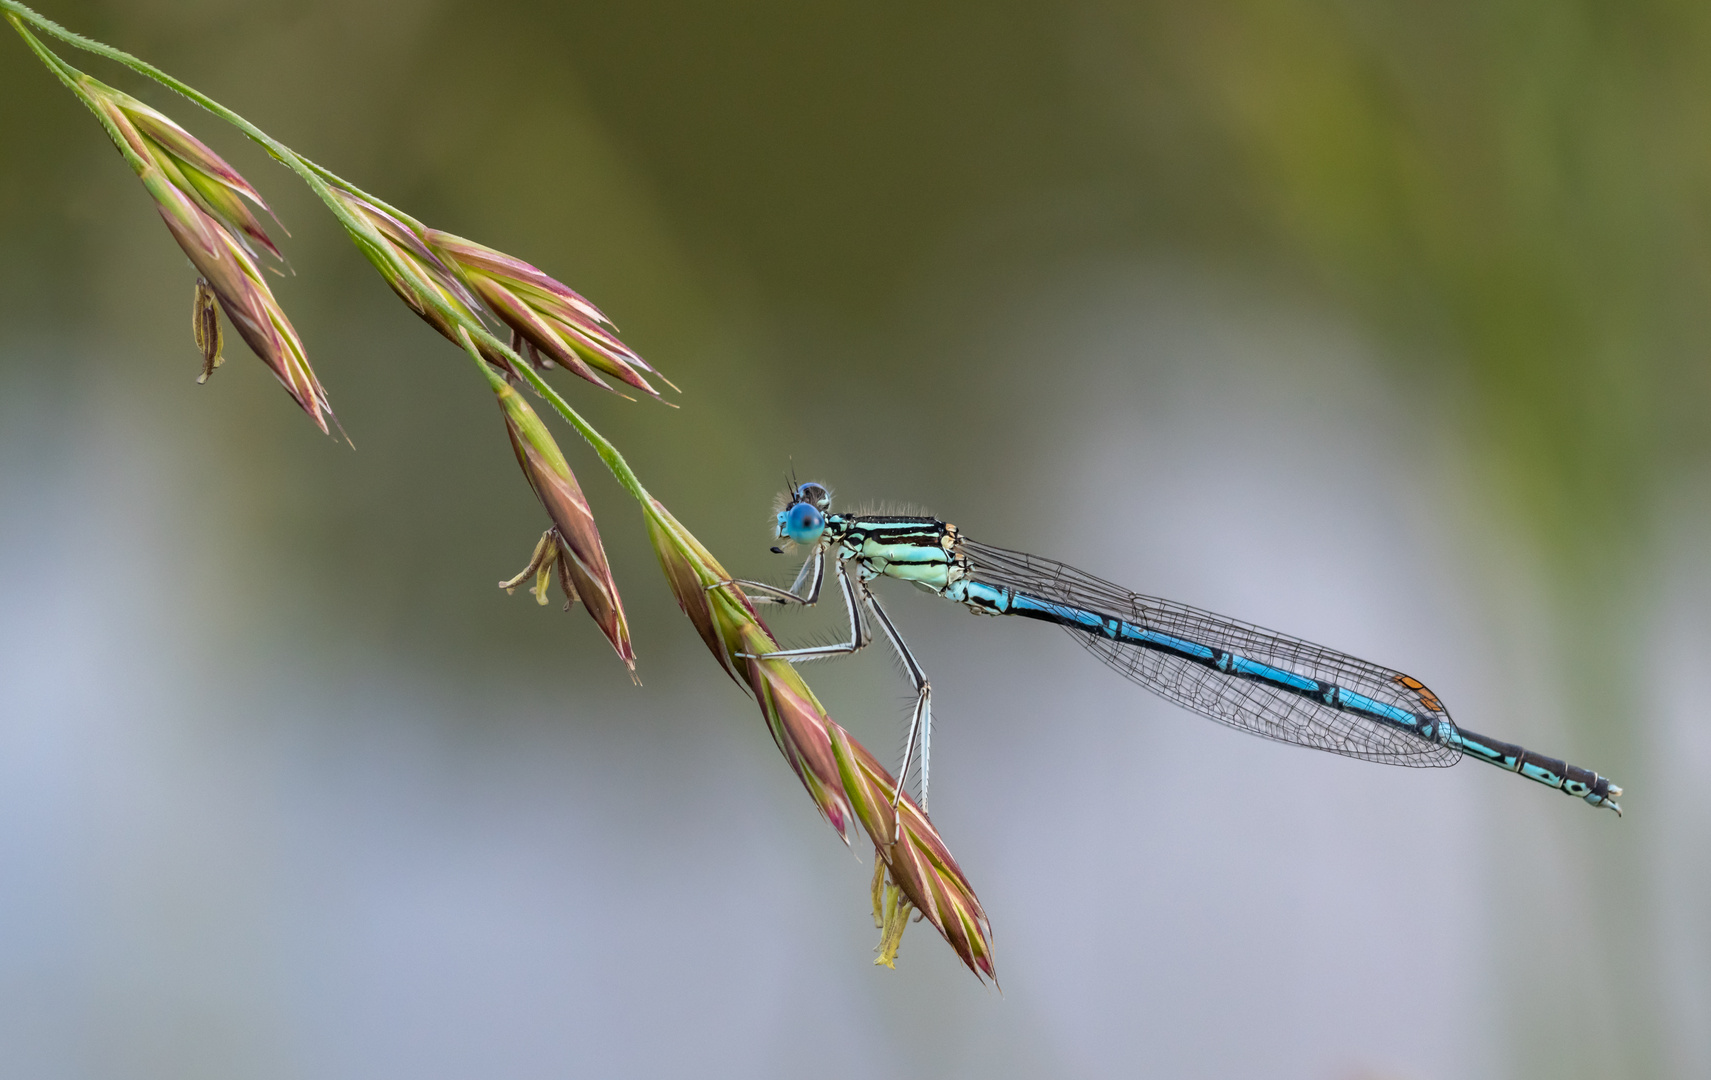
[823,514,973,594]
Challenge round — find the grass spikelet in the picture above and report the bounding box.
[8,33,334,430]
[473,332,633,671]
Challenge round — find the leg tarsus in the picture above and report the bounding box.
[713,578,803,605]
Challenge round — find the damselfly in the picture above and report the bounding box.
[730,481,1623,823]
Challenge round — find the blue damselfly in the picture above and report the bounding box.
[729,481,1623,826]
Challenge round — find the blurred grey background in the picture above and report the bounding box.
[1,2,1707,1078]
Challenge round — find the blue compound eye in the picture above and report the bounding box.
[782,501,825,545]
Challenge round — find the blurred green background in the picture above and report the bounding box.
[1,1,1706,1077]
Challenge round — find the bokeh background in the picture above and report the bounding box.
[1,2,1707,1077]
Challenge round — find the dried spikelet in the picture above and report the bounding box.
[191,277,223,383]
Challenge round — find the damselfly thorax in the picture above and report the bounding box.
[822,514,972,593]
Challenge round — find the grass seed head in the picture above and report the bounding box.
[13,10,988,979]
[87,77,283,262]
[330,188,490,347]
[644,498,771,683]
[425,231,670,398]
[75,76,331,431]
[826,712,997,982]
[329,194,661,399]
[486,365,634,670]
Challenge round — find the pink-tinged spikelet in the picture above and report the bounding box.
[77,76,332,431]
[483,362,634,670]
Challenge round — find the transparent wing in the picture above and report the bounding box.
[961,539,1460,767]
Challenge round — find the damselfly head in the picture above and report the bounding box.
[772,479,831,547]
[776,500,827,547]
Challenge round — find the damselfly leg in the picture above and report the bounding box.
[862,589,933,838]
[730,552,936,831]
[723,548,825,606]
[735,556,871,662]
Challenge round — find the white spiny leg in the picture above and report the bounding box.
[717,549,824,606]
[737,558,869,661]
[787,549,822,597]
[863,588,932,841]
